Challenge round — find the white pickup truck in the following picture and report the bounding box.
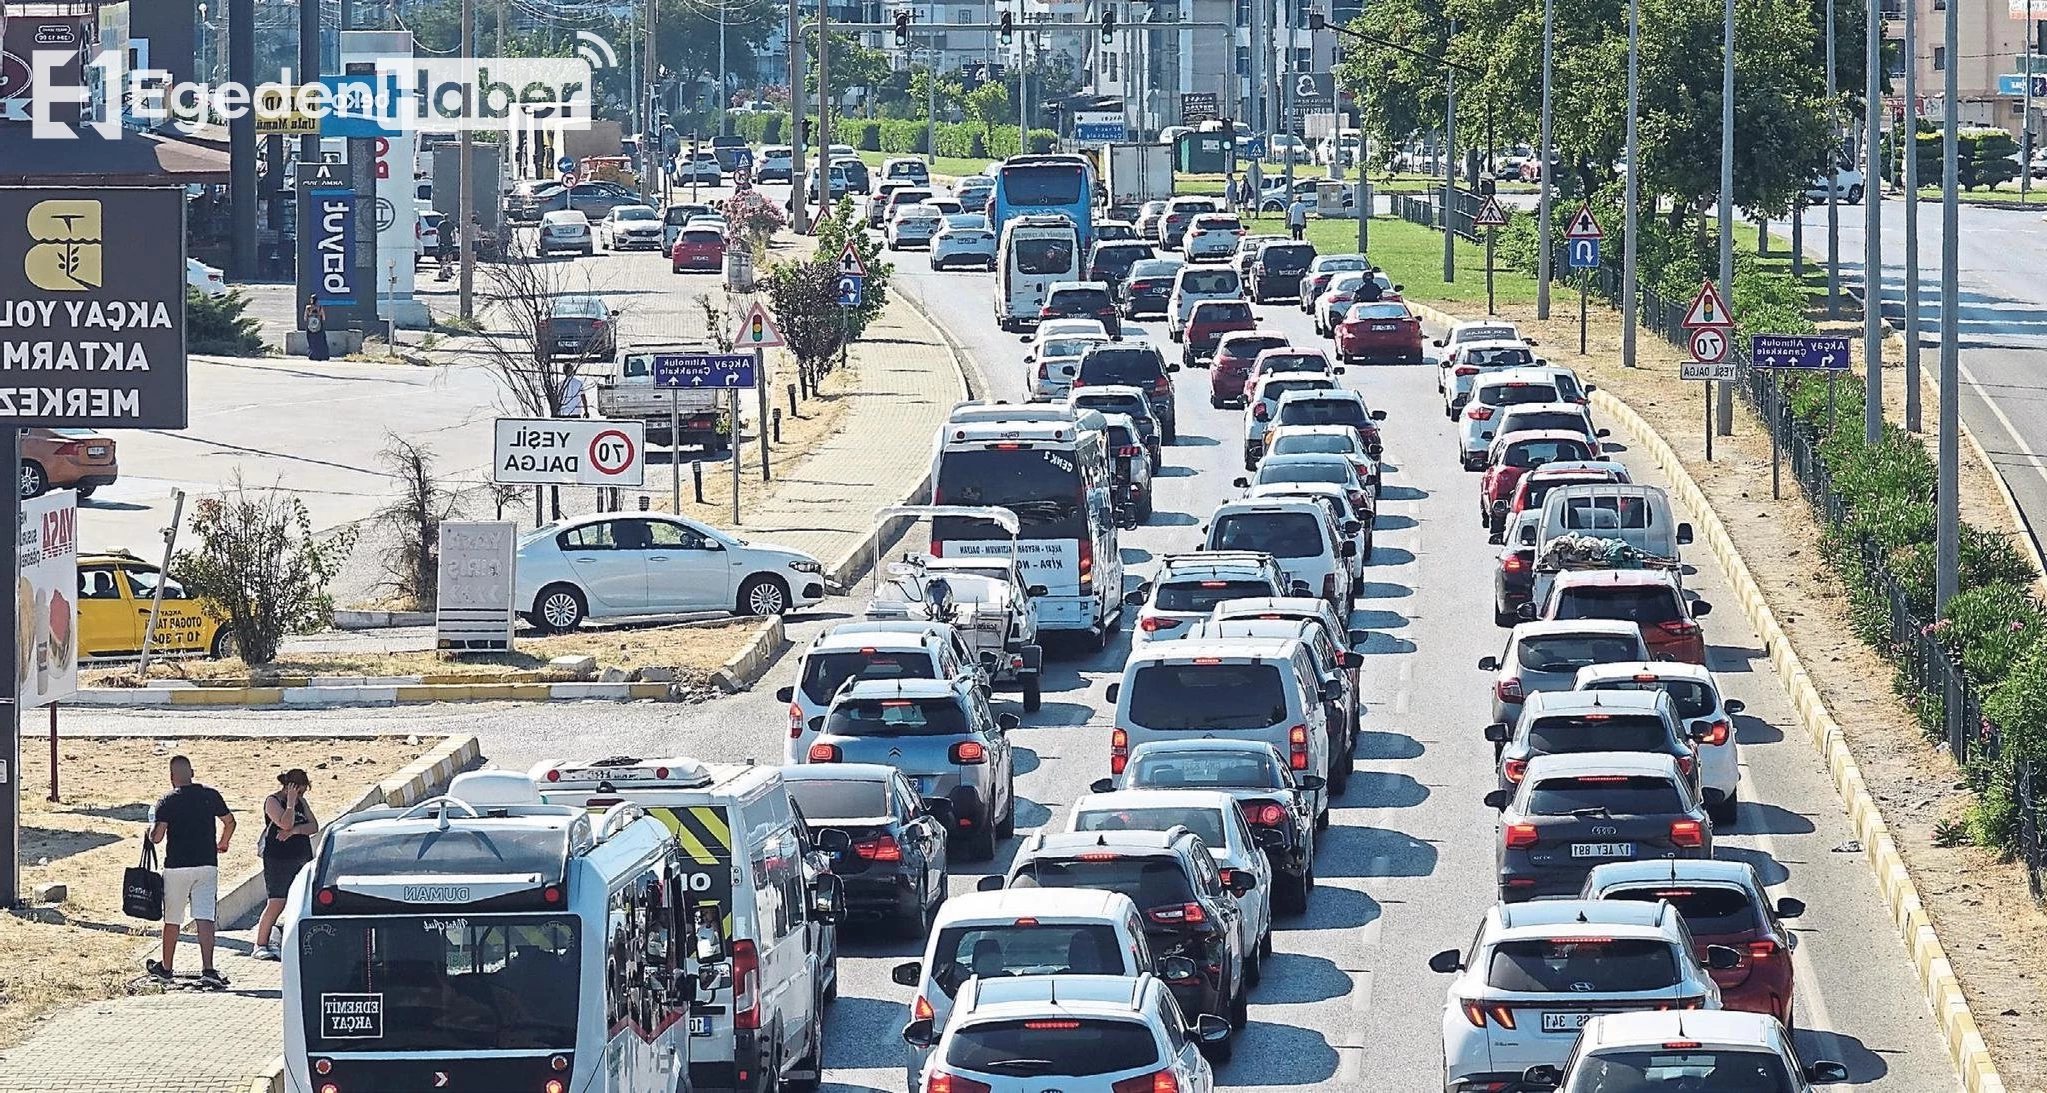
[595,344,732,452]
[1518,483,1694,607]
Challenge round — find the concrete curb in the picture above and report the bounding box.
[68,681,677,708]
[250,1058,283,1093]
[330,609,434,630]
[1593,388,2006,1093]
[709,616,787,693]
[144,670,553,688]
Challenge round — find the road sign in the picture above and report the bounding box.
[1566,237,1602,270]
[838,274,865,307]
[1239,136,1268,160]
[1074,111,1127,142]
[1473,195,1509,228]
[1564,203,1605,240]
[1681,281,1733,328]
[1999,74,2047,96]
[652,352,759,389]
[492,418,646,486]
[559,171,576,187]
[733,300,786,349]
[1689,326,1729,364]
[1180,92,1218,124]
[557,156,577,173]
[1749,333,1852,370]
[1293,73,1337,110]
[837,240,868,278]
[1680,361,1740,382]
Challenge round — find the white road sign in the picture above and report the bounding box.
[1689,326,1729,363]
[493,418,646,486]
[1680,361,1740,382]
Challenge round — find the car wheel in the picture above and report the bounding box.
[1139,491,1155,521]
[1022,672,1043,713]
[1210,394,1226,409]
[207,627,239,661]
[996,789,1016,838]
[1709,791,1739,827]
[1163,420,1177,444]
[1847,185,1865,204]
[1245,941,1262,987]
[964,823,998,861]
[896,880,930,939]
[534,584,587,633]
[1331,750,1352,795]
[1229,974,1250,1028]
[1279,862,1313,914]
[17,461,47,499]
[738,574,791,616]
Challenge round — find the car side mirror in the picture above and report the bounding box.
[997,712,1021,731]
[1516,603,1538,621]
[1018,334,1032,343]
[1297,774,1326,791]
[1232,476,1250,488]
[1484,789,1512,810]
[1490,499,1510,514]
[809,874,845,923]
[774,685,794,703]
[1704,944,1742,971]
[1370,409,1388,421]
[814,828,853,853]
[1339,651,1362,670]
[1483,723,1511,743]
[1194,1014,1233,1044]
[902,1017,938,1049]
[1348,628,1371,650]
[1776,896,1806,919]
[1023,353,1036,363]
[1167,363,1181,372]
[1090,777,1115,793]
[1478,655,1500,671]
[922,797,958,826]
[695,928,727,964]
[1428,948,1464,973]
[1691,601,1713,617]
[892,960,923,987]
[1522,1065,1562,1089]
[1339,540,1357,558]
[1028,584,1049,597]
[1596,428,1612,438]
[1227,871,1257,895]
[1519,527,1538,546]
[1157,954,1199,981]
[1806,1061,1850,1083]
[1124,589,1149,607]
[1677,522,1695,545]
[1289,580,1314,598]
[1320,680,1344,704]
[1583,383,1597,394]
[1393,284,1406,293]
[1432,339,1446,348]
[1333,365,1347,375]
[1104,682,1121,703]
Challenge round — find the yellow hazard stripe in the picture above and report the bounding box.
[689,805,731,849]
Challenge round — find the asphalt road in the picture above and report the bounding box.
[68,202,1960,1089]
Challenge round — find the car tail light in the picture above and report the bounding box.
[1139,616,1184,632]
[927,1073,992,1093]
[51,442,82,456]
[807,743,841,762]
[1253,404,1270,421]
[1748,939,1778,959]
[1322,573,1337,600]
[1079,536,1094,592]
[1149,902,1207,925]
[1467,405,1495,421]
[1456,365,1479,376]
[1040,306,1058,318]
[1118,444,1142,457]
[913,994,935,1021]
[1659,619,1702,636]
[1653,996,1707,1011]
[731,939,761,1029]
[1504,823,1539,849]
[1113,1070,1182,1093]
[1038,360,1049,379]
[1111,728,1129,774]
[1242,802,1287,826]
[1670,820,1705,848]
[1502,554,1527,573]
[1460,1000,1517,1029]
[950,740,987,764]
[1288,724,1310,771]
[1503,759,1528,783]
[787,702,805,738]
[1677,755,1695,778]
[1662,1040,1704,1050]
[1153,376,1171,394]
[1495,677,1524,702]
[854,834,903,861]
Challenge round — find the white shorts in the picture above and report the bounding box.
[162,866,219,924]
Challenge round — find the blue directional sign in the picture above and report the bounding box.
[557,156,578,174]
[1748,333,1851,371]
[1999,74,2047,97]
[318,73,404,137]
[1567,236,1602,270]
[1075,121,1128,142]
[838,274,864,308]
[653,353,759,388]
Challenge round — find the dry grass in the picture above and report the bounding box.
[0,736,432,1048]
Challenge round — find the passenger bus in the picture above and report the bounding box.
[283,771,717,1093]
[930,402,1125,647]
[991,154,1096,249]
[994,214,1081,332]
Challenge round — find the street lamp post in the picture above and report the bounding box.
[1715,0,1734,433]
[1937,0,1960,611]
[1826,0,1840,319]
[1535,0,1554,320]
[1621,0,1641,367]
[1863,0,1882,444]
[1902,0,1921,432]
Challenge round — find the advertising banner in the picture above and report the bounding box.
[435,521,514,652]
[308,186,359,308]
[16,489,77,708]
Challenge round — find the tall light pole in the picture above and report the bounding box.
[1443,16,1457,283]
[1284,0,1298,196]
[1535,0,1554,320]
[1936,0,1960,610]
[1715,0,1734,433]
[1903,0,1921,432]
[788,5,808,233]
[1826,0,1840,318]
[1862,0,1882,443]
[1621,0,1640,366]
[717,0,727,133]
[457,0,474,319]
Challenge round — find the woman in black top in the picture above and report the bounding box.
[251,768,319,961]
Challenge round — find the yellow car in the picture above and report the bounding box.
[77,552,231,660]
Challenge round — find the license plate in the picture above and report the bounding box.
[1540,1012,1594,1032]
[689,1016,711,1036]
[1372,324,1397,331]
[86,446,106,456]
[1569,842,1636,858]
[912,776,935,794]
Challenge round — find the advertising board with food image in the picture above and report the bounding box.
[18,490,77,706]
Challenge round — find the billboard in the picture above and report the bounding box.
[307,187,359,308]
[436,521,514,652]
[0,187,189,428]
[17,489,77,708]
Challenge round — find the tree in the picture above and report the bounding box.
[964,82,1014,148]
[801,28,894,107]
[175,478,357,665]
[764,200,894,387]
[1963,127,2020,190]
[368,435,464,611]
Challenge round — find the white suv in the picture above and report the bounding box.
[1126,551,1292,643]
[1528,1009,1849,1089]
[1440,339,1542,419]
[1457,369,1576,469]
[1167,264,1244,341]
[1575,661,1746,825]
[903,974,1230,1091]
[1430,899,1734,1092]
[1203,496,1356,613]
[1183,212,1247,261]
[775,620,986,762]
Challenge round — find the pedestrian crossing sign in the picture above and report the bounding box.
[1473,195,1509,228]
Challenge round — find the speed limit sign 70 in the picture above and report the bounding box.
[1689,326,1729,364]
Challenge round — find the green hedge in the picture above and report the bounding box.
[719,112,1052,161]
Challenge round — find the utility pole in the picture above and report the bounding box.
[718,0,727,133]
[1621,0,1640,366]
[788,5,809,233]
[926,52,937,167]
[458,0,475,320]
[1284,0,1297,196]
[1936,0,1960,611]
[642,0,659,204]
[1443,16,1456,283]
[818,7,832,208]
[1018,27,1030,154]
[1826,0,1840,318]
[1715,0,1734,434]
[1903,0,1921,431]
[1535,0,1554,320]
[1863,0,1882,443]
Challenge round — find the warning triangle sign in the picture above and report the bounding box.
[732,300,785,349]
[1682,280,1733,328]
[838,240,868,278]
[1564,204,1604,240]
[1473,195,1510,228]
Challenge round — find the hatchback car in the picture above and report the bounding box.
[1026,331,1107,399]
[1335,300,1426,365]
[673,150,722,184]
[1577,662,1745,823]
[1263,425,1379,492]
[1482,430,1600,517]
[536,208,593,255]
[1235,454,1374,532]
[1120,257,1185,318]
[1272,388,1386,460]
[660,202,712,251]
[1489,461,1631,540]
[1042,281,1123,336]
[1442,338,1542,418]
[903,973,1231,1084]
[885,203,945,249]
[1526,1009,1848,1091]
[1209,331,1291,409]
[1487,402,1604,464]
[782,762,950,936]
[929,213,997,269]
[1182,299,1258,369]
[1158,195,1222,250]
[1243,374,1339,467]
[669,225,725,272]
[1583,859,1804,1027]
[1299,253,1369,314]
[1126,551,1291,643]
[1480,620,1652,728]
[776,619,986,761]
[1485,751,1715,901]
[1167,265,1244,341]
[1533,569,1714,666]
[1203,498,1356,612]
[1488,689,1700,791]
[1312,270,1398,335]
[1087,240,1157,292]
[23,427,117,499]
[805,677,1019,860]
[1459,371,1579,468]
[755,144,794,181]
[1241,346,1339,402]
[1248,240,1317,302]
[514,512,828,630]
[1073,342,1178,441]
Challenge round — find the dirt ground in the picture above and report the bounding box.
[1427,289,2047,1088]
[0,735,432,1049]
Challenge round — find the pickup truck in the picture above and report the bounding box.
[1517,483,1693,607]
[594,344,732,452]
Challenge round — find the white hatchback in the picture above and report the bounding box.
[1183,212,1247,261]
[1575,660,1746,824]
[904,974,1229,1091]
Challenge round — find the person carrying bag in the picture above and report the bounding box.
[123,839,164,921]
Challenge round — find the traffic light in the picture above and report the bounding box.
[999,10,1014,44]
[1308,9,1326,29]
[1100,9,1115,44]
[894,10,910,46]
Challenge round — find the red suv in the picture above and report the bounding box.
[1583,859,1803,1027]
[1334,300,1425,365]
[1537,569,1713,664]
[1182,299,1257,368]
[670,226,725,272]
[1209,332,1290,409]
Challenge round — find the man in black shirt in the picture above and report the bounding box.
[147,755,237,988]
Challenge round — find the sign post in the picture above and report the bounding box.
[1681,280,1736,461]
[653,352,761,518]
[1564,204,1606,356]
[1473,195,1510,315]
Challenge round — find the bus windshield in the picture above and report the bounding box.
[1001,164,1085,205]
[935,449,1085,539]
[297,914,580,1052]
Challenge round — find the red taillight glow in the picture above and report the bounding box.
[1288,724,1310,770]
[807,743,841,762]
[1503,759,1528,783]
[1461,1000,1518,1028]
[1139,616,1184,632]
[1079,536,1094,591]
[1505,823,1539,848]
[1670,820,1705,848]
[1658,619,1703,636]
[788,702,805,738]
[1149,902,1207,924]
[1677,755,1695,778]
[1662,1040,1704,1050]
[1495,677,1524,702]
[1112,1070,1183,1093]
[1111,728,1129,774]
[1118,444,1142,457]
[1456,365,1480,376]
[928,1073,993,1093]
[1502,554,1527,573]
[546,1081,565,1093]
[913,994,935,1020]
[855,835,903,861]
[316,887,336,906]
[1467,406,1495,421]
[1701,720,1730,746]
[732,940,761,1029]
[951,740,988,764]
[1253,404,1270,421]
[1025,1020,1082,1029]
[1242,802,1287,826]
[1748,939,1778,959]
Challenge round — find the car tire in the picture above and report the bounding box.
[1228,974,1250,1029]
[1245,942,1263,987]
[1331,749,1352,795]
[1210,394,1226,409]
[1847,185,1865,204]
[18,460,47,498]
[1279,862,1313,914]
[1139,492,1155,521]
[208,627,238,661]
[1163,420,1177,444]
[1022,673,1043,713]
[533,584,587,633]
[996,790,1016,839]
[737,574,791,617]
[896,880,930,939]
[1709,791,1739,827]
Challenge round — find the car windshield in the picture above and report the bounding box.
[784,778,890,820]
[1555,587,1684,626]
[1504,411,1588,434]
[1130,750,1282,789]
[1270,434,1356,457]
[1562,1049,1794,1091]
[1516,635,1647,673]
[1194,301,1252,323]
[1526,714,1674,754]
[1075,805,1229,848]
[1153,579,1274,613]
[1278,400,1368,428]
[1602,884,1760,935]
[1526,774,1686,816]
[1465,346,1536,368]
[1347,303,1410,321]
[1050,288,1114,312]
[1210,512,1326,558]
[945,1017,1161,1077]
[1478,383,1562,407]
[1181,269,1239,294]
[928,924,1130,997]
[1041,338,1101,359]
[1256,462,1349,487]
[1017,855,1198,910]
[1586,679,1716,720]
[1125,662,1287,729]
[799,649,937,706]
[1260,244,1315,269]
[1505,438,1592,467]
[1485,938,1681,993]
[822,697,970,737]
[934,450,1083,535]
[945,214,988,230]
[1013,236,1076,275]
[1080,349,1165,385]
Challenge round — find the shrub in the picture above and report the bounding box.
[187,288,265,355]
[1941,583,2047,687]
[174,479,358,664]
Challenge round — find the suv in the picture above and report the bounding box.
[884,156,930,185]
[1478,620,1651,732]
[1158,195,1221,250]
[1583,859,1804,1027]
[756,144,794,181]
[1484,751,1714,901]
[1272,388,1386,459]
[1576,661,1745,823]
[1183,299,1258,369]
[1069,386,1163,469]
[1249,240,1317,302]
[1087,240,1157,292]
[1441,338,1542,418]
[804,677,1019,860]
[1488,689,1699,790]
[1210,331,1291,409]
[1531,569,1714,665]
[1126,551,1291,643]
[1530,1010,1848,1091]
[1041,280,1123,336]
[1073,342,1178,442]
[1185,615,1359,793]
[1430,899,1734,1091]
[1182,211,1247,261]
[1167,264,1244,341]
[1120,257,1184,318]
[1243,373,1339,467]
[775,620,986,762]
[981,829,1255,1034]
[1458,370,1575,468]
[1203,497,1356,613]
[903,974,1231,1086]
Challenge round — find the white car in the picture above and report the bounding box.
[903,974,1229,1091]
[1026,331,1108,399]
[536,208,593,255]
[1128,551,1289,643]
[886,203,945,249]
[1264,424,1379,489]
[1431,899,1732,1092]
[1434,319,1528,383]
[1440,338,1541,419]
[776,620,985,763]
[675,151,723,184]
[1242,481,1374,573]
[1183,212,1247,261]
[416,210,444,266]
[1166,264,1244,341]
[1803,165,1865,205]
[1312,270,1397,336]
[514,512,829,630]
[1243,372,1339,467]
[1203,496,1356,612]
[185,257,226,297]
[1456,369,1578,467]
[930,213,998,270]
[1067,789,1273,979]
[1575,660,1745,824]
[596,204,664,250]
[1527,1010,1849,1090]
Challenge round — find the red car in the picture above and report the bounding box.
[1210,331,1290,409]
[1181,299,1257,368]
[670,226,725,272]
[1480,429,1596,519]
[1489,464,1627,538]
[1538,568,1713,664]
[1334,300,1425,365]
[1583,859,1802,1027]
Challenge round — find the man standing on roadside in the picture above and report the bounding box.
[1286,194,1309,241]
[147,756,236,989]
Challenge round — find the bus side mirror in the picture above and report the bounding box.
[695,927,726,964]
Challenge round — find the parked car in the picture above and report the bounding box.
[513,512,830,629]
[21,427,117,499]
[536,208,594,256]
[185,257,227,297]
[78,551,231,660]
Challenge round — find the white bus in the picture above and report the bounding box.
[994,213,1081,332]
[931,402,1126,647]
[282,771,718,1093]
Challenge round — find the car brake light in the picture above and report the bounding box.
[1659,619,1702,636]
[1079,536,1093,592]
[1467,405,1495,421]
[788,702,805,738]
[1112,1070,1181,1093]
[1495,677,1524,702]
[1153,376,1171,394]
[1139,615,1185,632]
[1662,1040,1704,1050]
[1117,444,1142,457]
[1111,728,1129,774]
[1460,1000,1518,1029]
[1040,306,1057,317]
[1242,802,1287,826]
[927,1072,993,1093]
[1502,554,1527,573]
[1149,902,1206,924]
[1322,573,1337,600]
[951,740,987,764]
[1288,724,1310,771]
[1505,823,1539,848]
[1503,759,1528,783]
[51,442,82,456]
[1676,755,1695,778]
[1670,819,1705,848]
[1748,939,1778,959]
[1456,365,1479,376]
[913,994,935,1021]
[807,743,841,762]
[854,834,903,861]
[1038,361,1049,379]
[731,939,761,1029]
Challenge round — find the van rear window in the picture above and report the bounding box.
[1526,714,1673,754]
[1526,775,1685,817]
[1126,662,1288,729]
[1486,938,1680,993]
[1209,512,1327,559]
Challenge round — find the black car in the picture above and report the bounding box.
[1119,257,1184,319]
[1074,343,1179,442]
[1493,519,1539,626]
[1070,387,1163,470]
[1102,416,1155,520]
[1086,241,1156,293]
[831,156,872,195]
[782,763,951,937]
[1250,241,1318,303]
[1485,752,1712,902]
[981,828,1254,1027]
[542,293,617,361]
[1040,282,1122,337]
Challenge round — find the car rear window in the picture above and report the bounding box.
[1181,269,1240,294]
[1255,462,1349,487]
[1515,634,1646,673]
[1091,245,1151,275]
[1260,244,1315,269]
[1019,854,1199,908]
[1464,346,1535,367]
[1210,511,1327,559]
[1130,260,1183,280]
[1260,378,1335,401]
[1193,301,1252,323]
[1073,394,1149,420]
[1153,579,1275,613]
[1279,399,1369,428]
[680,229,723,243]
[1050,288,1114,311]
[1347,303,1410,320]
[1601,884,1760,934]
[800,650,937,705]
[928,924,1130,997]
[1219,336,1290,362]
[1041,338,1100,359]
[1078,349,1166,385]
[1586,679,1716,720]
[1524,476,1616,511]
[1075,805,1229,848]
[1478,383,1562,407]
[1485,938,1681,993]
[1106,424,1137,449]
[1129,750,1282,789]
[1562,1050,1793,1091]
[1270,434,1355,457]
[1259,353,1328,373]
[1195,215,1243,231]
[1126,662,1288,729]
[946,1017,1160,1077]
[1503,411,1586,434]
[783,778,889,820]
[1555,586,1684,626]
[1526,714,1674,754]
[821,697,969,737]
[1526,775,1686,817]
